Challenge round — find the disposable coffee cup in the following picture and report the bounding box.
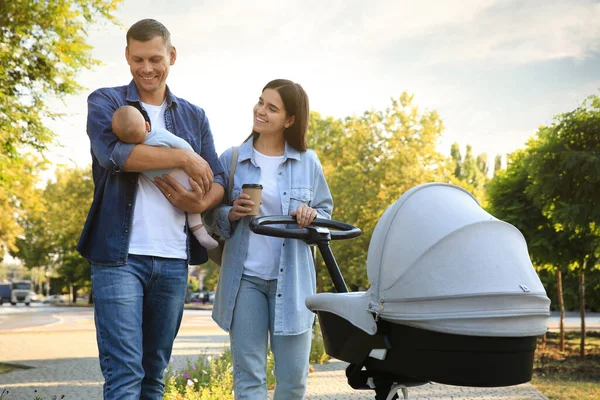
[242,184,263,216]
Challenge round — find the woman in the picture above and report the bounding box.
[204,79,333,399]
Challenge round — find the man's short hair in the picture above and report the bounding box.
[126,19,171,48]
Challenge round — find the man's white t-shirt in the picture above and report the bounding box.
[243,149,284,280]
[128,101,187,260]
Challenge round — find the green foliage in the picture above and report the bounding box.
[164,349,275,400]
[310,319,330,364]
[493,154,502,177]
[164,351,234,400]
[199,262,219,291]
[309,94,454,290]
[11,166,94,299]
[527,94,600,232]
[487,94,600,356]
[0,155,47,256]
[450,142,490,201]
[487,149,577,269]
[0,0,121,253]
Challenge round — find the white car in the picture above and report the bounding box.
[29,292,41,302]
[43,294,67,304]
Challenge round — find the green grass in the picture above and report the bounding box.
[0,362,30,374]
[532,331,600,400]
[0,363,14,374]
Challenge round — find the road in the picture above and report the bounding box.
[1,303,598,333]
[0,303,555,400]
[0,303,221,334]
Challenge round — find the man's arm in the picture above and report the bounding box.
[87,90,135,172]
[124,143,214,194]
[87,89,213,191]
[123,145,211,174]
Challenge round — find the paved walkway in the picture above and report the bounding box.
[0,327,548,400]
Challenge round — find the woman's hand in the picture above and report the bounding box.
[290,205,318,228]
[228,193,255,221]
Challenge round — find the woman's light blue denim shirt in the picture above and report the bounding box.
[204,137,333,335]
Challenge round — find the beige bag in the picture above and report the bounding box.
[207,147,238,266]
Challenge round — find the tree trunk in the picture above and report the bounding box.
[88,287,94,305]
[579,258,586,360]
[38,267,44,294]
[557,268,565,352]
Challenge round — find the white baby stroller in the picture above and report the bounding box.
[250,183,551,400]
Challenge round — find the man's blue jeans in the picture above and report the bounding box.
[230,274,312,400]
[92,254,188,400]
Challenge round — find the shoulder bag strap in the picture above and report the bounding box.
[226,146,239,203]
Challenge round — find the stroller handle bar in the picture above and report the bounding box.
[250,216,362,293]
[249,216,361,241]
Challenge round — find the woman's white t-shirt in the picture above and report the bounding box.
[243,149,285,280]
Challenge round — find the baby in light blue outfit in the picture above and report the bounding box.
[111,105,218,250]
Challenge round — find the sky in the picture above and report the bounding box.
[45,0,600,172]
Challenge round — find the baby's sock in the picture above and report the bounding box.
[191,224,219,250]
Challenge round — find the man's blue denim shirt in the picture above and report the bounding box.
[77,80,225,266]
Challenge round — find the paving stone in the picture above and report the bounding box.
[0,330,548,400]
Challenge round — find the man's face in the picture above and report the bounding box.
[125,36,176,101]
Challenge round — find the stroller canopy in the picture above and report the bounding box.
[307,183,550,338]
[365,183,550,336]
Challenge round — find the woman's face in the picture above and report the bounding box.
[252,88,294,137]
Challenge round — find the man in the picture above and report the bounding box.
[77,19,225,399]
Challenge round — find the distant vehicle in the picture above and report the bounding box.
[0,283,11,305]
[29,292,41,302]
[188,291,214,304]
[43,294,67,304]
[10,280,34,306]
[189,292,203,303]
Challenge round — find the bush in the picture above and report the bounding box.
[164,349,275,400]
[164,350,234,400]
[163,322,330,400]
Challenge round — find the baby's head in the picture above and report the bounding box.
[112,105,150,144]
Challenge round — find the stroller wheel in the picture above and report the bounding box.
[374,388,398,400]
[373,379,407,400]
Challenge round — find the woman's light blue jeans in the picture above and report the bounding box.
[230,274,312,400]
[92,254,188,400]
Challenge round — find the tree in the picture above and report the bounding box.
[450,142,463,178]
[487,149,581,351]
[527,94,600,358]
[450,143,490,201]
[0,0,121,253]
[493,154,502,177]
[13,166,94,302]
[1,155,47,259]
[309,94,454,291]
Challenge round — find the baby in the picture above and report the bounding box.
[111,105,218,250]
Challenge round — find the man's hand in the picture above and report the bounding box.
[155,174,209,214]
[180,150,213,194]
